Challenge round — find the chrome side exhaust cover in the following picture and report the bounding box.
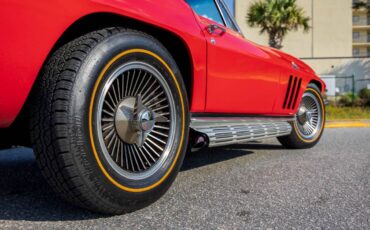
[190,117,294,147]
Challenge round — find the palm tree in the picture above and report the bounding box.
[352,0,370,11]
[247,0,310,49]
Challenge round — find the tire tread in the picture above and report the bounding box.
[31,28,129,213]
[30,27,188,214]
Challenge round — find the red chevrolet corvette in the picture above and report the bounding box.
[0,0,326,213]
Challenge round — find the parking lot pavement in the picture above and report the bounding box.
[0,128,370,229]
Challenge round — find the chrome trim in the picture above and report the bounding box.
[217,0,243,34]
[190,117,293,147]
[214,0,228,27]
[292,62,300,70]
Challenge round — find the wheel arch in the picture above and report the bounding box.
[9,12,194,147]
[309,79,324,94]
[49,12,194,106]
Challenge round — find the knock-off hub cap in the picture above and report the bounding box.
[114,94,167,147]
[114,97,136,144]
[297,107,313,125]
[139,110,155,131]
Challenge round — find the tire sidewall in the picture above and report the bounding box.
[69,32,189,207]
[290,84,325,148]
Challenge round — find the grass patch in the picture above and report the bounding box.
[326,105,370,120]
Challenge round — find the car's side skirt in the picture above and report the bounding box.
[190,115,294,148]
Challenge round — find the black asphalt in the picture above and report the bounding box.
[0,128,369,229]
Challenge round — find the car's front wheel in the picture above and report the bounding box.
[278,84,325,149]
[30,27,189,214]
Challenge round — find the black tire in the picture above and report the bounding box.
[30,27,189,214]
[278,84,325,149]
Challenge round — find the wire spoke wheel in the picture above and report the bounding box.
[296,91,323,140]
[31,28,190,214]
[96,61,176,181]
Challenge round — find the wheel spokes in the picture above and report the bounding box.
[296,91,322,139]
[98,62,173,175]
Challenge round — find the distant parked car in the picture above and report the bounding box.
[0,0,326,214]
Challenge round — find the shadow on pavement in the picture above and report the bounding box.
[181,141,284,171]
[0,142,283,221]
[0,148,104,221]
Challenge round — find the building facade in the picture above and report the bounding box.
[232,0,370,93]
[353,0,370,57]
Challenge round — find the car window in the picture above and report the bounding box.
[218,0,238,31]
[186,0,224,26]
[224,0,235,16]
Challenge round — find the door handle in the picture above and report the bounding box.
[206,24,226,36]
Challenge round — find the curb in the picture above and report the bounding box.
[325,120,370,128]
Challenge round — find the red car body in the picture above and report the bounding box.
[0,0,325,128]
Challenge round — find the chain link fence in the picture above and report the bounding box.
[320,75,370,106]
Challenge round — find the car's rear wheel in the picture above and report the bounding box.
[278,84,325,149]
[30,27,189,214]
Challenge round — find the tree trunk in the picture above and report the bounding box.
[268,31,283,49]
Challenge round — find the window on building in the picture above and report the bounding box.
[186,0,224,25]
[368,32,370,42]
[353,15,360,24]
[353,32,360,41]
[367,48,370,56]
[353,48,360,56]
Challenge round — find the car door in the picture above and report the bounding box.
[187,0,281,114]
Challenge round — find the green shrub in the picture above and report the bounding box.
[358,88,370,107]
[338,93,355,107]
[358,88,370,99]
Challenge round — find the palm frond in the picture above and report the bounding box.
[246,0,310,48]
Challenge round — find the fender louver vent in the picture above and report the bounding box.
[283,76,302,109]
